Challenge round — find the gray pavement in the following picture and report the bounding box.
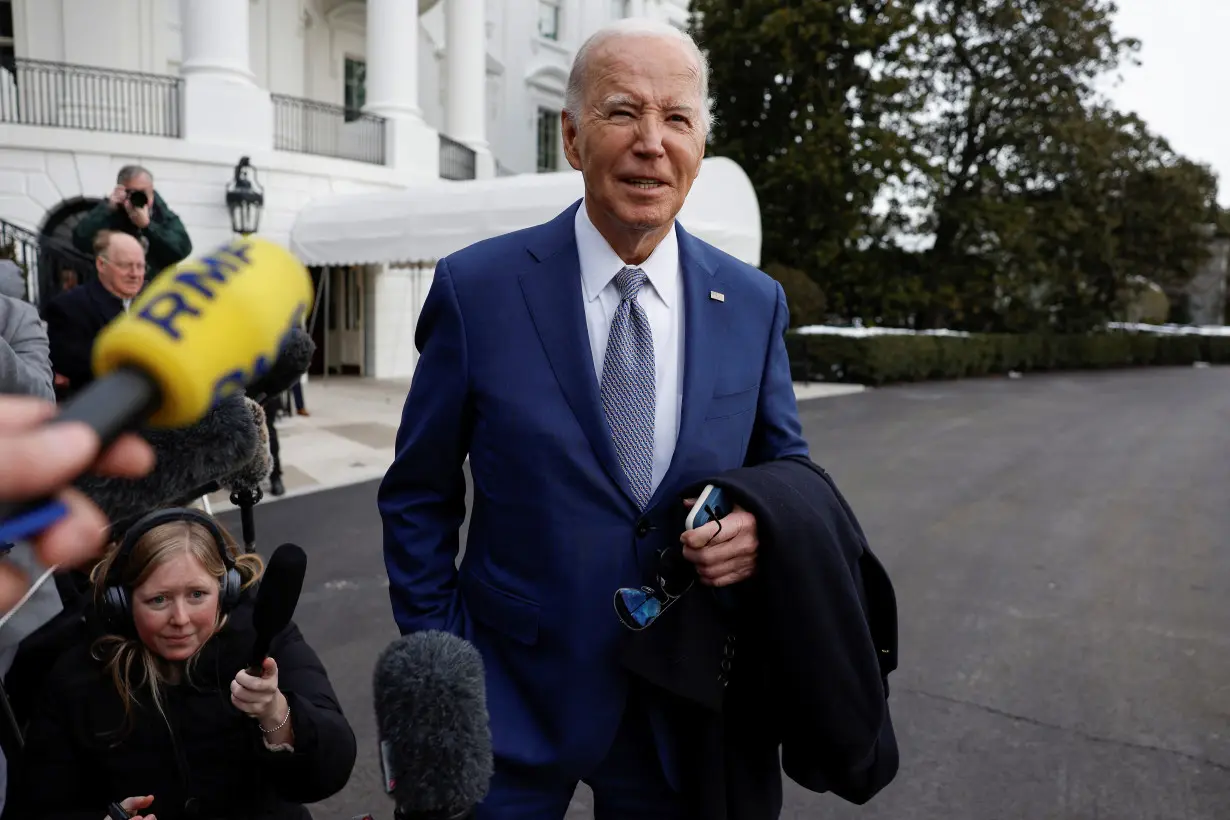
[221,366,1230,819]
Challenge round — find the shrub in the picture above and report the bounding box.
[786,329,1230,385]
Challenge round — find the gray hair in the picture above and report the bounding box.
[117,164,152,185]
[564,18,712,136]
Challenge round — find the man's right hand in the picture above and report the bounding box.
[109,795,156,819]
[0,396,155,612]
[108,185,128,210]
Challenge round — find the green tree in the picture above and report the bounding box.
[689,1,927,318]
[904,0,1139,330]
[1115,138,1219,299]
[923,97,1217,332]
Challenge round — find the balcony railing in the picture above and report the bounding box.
[0,218,96,308]
[0,58,182,137]
[440,134,477,181]
[271,94,387,165]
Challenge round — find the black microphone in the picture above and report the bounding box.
[248,543,308,673]
[373,631,494,820]
[245,326,315,404]
[75,393,262,527]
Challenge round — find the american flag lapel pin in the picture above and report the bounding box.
[710,290,725,302]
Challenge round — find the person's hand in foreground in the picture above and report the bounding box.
[0,396,155,611]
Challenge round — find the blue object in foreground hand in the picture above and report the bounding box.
[0,499,69,546]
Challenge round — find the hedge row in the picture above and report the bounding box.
[785,330,1230,385]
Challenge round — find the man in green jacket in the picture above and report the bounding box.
[71,164,192,279]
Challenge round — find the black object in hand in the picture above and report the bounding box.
[248,543,307,674]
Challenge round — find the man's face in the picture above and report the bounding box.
[97,234,147,299]
[562,35,706,237]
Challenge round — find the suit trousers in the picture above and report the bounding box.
[474,682,690,820]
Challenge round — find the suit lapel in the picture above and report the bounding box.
[519,202,639,507]
[649,225,723,509]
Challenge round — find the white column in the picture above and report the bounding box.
[179,0,272,150]
[444,0,495,178]
[445,0,492,178]
[363,0,439,177]
[180,0,254,81]
[364,0,422,121]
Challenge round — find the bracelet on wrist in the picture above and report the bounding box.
[259,703,290,734]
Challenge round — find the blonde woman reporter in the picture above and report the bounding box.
[7,508,356,820]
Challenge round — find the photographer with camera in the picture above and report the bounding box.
[72,165,192,281]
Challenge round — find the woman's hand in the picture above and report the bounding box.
[231,657,287,728]
[108,794,156,819]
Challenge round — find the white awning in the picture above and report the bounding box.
[288,156,762,269]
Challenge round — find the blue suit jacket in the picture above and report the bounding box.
[378,200,808,783]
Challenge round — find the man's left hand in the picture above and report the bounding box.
[680,499,759,587]
[126,201,151,229]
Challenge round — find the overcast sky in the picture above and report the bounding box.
[1099,0,1230,205]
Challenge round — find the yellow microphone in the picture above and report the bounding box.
[0,236,313,543]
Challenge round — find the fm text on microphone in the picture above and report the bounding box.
[79,326,311,527]
[373,631,494,820]
[0,237,314,544]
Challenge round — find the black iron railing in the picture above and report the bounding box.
[0,58,182,137]
[440,134,477,181]
[0,219,96,309]
[271,94,387,165]
[0,220,39,303]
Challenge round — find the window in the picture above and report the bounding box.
[0,1,14,74]
[344,57,366,122]
[611,0,630,18]
[537,108,560,173]
[538,0,560,40]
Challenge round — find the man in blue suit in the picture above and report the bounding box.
[379,17,808,819]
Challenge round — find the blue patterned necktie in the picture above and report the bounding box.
[600,266,656,510]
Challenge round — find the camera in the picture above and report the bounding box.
[126,189,149,209]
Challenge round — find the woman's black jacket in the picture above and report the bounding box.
[6,592,357,820]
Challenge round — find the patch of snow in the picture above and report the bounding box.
[1106,322,1230,336]
[794,325,972,338]
[793,321,1230,338]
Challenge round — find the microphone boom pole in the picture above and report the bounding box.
[229,485,262,554]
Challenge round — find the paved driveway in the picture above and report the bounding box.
[222,366,1230,819]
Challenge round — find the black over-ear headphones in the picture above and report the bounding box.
[100,507,243,635]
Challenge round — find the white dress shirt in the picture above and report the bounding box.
[575,201,685,497]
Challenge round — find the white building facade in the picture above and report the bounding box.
[0,0,697,377]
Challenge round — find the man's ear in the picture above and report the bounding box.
[562,111,582,172]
